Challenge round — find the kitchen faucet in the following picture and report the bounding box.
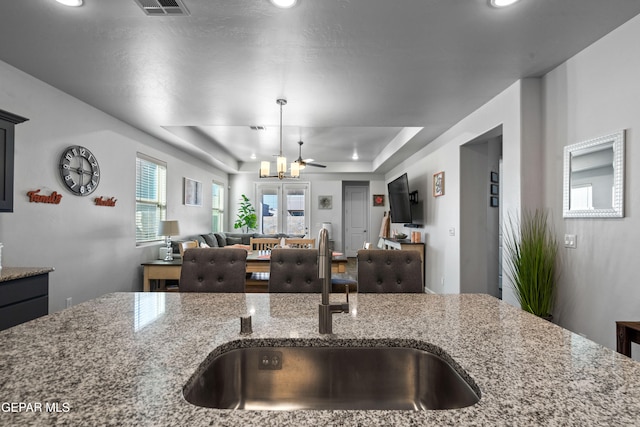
[318,228,349,334]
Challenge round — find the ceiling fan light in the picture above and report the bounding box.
[270,0,297,9]
[489,0,520,8]
[56,0,83,6]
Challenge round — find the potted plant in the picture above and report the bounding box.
[234,194,257,233]
[503,209,559,319]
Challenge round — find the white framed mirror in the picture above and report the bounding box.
[563,130,625,218]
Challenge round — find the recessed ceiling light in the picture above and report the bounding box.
[489,0,520,8]
[352,153,359,160]
[56,0,83,6]
[270,0,297,9]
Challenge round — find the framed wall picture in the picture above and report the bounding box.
[490,171,499,183]
[373,194,385,206]
[184,177,203,206]
[433,171,445,197]
[490,184,499,195]
[318,195,332,209]
[490,196,499,208]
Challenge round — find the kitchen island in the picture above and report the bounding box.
[1,292,639,426]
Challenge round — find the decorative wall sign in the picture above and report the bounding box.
[184,177,203,206]
[373,194,385,206]
[433,171,445,197]
[27,189,62,204]
[318,195,332,209]
[94,196,117,207]
[59,145,100,196]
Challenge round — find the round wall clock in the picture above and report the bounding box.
[59,145,100,196]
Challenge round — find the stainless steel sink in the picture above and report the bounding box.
[183,339,480,411]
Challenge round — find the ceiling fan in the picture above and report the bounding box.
[295,140,326,169]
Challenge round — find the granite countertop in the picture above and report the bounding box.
[1,292,639,426]
[0,267,54,283]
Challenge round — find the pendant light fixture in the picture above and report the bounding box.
[260,99,300,179]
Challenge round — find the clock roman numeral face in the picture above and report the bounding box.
[59,145,101,196]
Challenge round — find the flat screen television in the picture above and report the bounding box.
[387,173,412,224]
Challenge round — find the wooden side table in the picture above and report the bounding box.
[616,321,640,357]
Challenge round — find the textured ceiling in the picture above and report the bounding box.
[1,0,640,173]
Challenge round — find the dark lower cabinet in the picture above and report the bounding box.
[0,109,29,213]
[0,273,49,331]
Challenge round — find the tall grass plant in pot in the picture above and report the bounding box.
[504,209,559,318]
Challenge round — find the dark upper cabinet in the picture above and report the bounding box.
[0,109,29,213]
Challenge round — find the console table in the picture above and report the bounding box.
[0,267,53,331]
[616,321,640,357]
[381,238,425,285]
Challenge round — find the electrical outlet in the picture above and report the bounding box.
[66,297,72,308]
[564,234,577,249]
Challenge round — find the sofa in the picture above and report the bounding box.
[172,231,305,253]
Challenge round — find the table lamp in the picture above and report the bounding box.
[158,220,180,261]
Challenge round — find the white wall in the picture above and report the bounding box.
[382,13,640,355]
[386,79,541,299]
[0,61,227,313]
[543,13,640,355]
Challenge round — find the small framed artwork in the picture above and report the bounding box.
[490,196,499,208]
[184,177,203,206]
[490,171,499,183]
[433,171,445,197]
[318,195,333,209]
[373,194,385,206]
[490,184,499,195]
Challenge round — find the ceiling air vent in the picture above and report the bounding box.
[134,0,190,16]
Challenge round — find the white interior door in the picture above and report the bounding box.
[344,185,369,257]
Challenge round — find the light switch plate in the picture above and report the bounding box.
[564,234,577,249]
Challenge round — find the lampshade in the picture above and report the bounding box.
[277,155,287,174]
[158,220,180,236]
[260,161,271,177]
[290,161,300,177]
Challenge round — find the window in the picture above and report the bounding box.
[256,182,310,235]
[136,154,167,243]
[212,181,224,233]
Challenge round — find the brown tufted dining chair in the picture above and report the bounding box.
[268,248,322,293]
[357,249,422,293]
[179,248,247,292]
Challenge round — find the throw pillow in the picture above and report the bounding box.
[214,232,227,247]
[202,233,219,247]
